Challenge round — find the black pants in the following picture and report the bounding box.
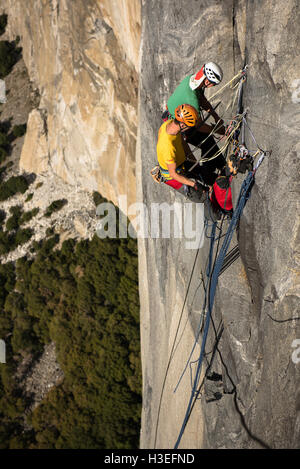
[183,129,226,187]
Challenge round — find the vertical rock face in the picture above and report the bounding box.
[2,0,299,450]
[1,0,141,207]
[138,0,300,449]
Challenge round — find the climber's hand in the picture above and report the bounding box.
[194,181,205,193]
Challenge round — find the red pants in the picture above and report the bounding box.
[164,179,183,190]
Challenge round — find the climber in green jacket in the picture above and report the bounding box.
[162,62,226,186]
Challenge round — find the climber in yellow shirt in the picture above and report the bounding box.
[156,103,207,202]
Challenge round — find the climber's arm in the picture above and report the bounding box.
[167,163,195,187]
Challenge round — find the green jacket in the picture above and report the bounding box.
[167,74,204,117]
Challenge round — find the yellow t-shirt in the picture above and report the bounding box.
[156,119,186,179]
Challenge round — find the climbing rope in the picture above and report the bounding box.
[209,68,247,102]
[174,152,266,449]
[187,112,245,172]
[153,239,202,449]
[173,218,220,395]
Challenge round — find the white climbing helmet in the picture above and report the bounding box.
[204,62,223,85]
[189,62,223,90]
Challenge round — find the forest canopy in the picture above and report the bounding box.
[0,197,141,449]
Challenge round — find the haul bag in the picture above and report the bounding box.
[211,176,233,211]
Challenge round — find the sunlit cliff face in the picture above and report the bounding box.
[1,0,141,208]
